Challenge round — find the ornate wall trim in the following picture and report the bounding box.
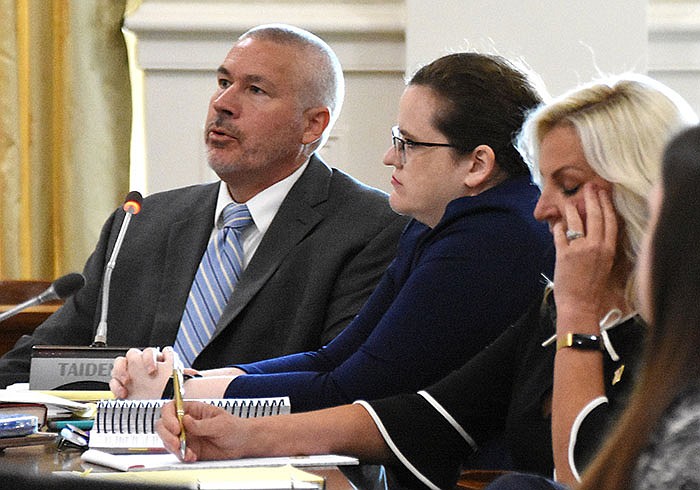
[648,1,700,114]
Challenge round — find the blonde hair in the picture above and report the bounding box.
[517,74,698,307]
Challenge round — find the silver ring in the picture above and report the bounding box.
[566,229,585,241]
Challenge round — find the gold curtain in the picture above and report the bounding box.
[0,0,131,280]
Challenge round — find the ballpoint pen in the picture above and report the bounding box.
[172,351,187,459]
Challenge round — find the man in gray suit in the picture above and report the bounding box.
[0,24,406,387]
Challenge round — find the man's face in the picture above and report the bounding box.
[204,37,308,201]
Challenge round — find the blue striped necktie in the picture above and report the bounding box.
[174,203,253,367]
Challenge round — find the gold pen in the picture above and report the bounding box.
[172,352,187,459]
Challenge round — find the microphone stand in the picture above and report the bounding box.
[0,294,53,324]
[28,192,143,390]
[91,210,135,347]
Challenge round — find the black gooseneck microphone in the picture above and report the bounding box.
[0,273,85,323]
[91,191,143,347]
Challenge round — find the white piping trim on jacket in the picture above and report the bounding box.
[354,400,441,490]
[567,396,608,482]
[418,390,478,452]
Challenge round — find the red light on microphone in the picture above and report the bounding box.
[123,200,141,215]
[122,191,143,215]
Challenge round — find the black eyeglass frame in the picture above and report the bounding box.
[391,126,455,163]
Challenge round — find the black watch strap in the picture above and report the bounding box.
[556,332,604,352]
[161,373,202,399]
[161,377,175,399]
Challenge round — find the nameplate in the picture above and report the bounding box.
[29,346,128,390]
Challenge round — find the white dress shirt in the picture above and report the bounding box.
[212,159,309,269]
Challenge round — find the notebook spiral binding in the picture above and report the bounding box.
[94,397,291,435]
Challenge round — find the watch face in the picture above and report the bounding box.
[573,334,602,349]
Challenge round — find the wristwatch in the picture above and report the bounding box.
[556,332,604,352]
[161,373,202,399]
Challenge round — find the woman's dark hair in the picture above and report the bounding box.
[409,52,543,176]
[579,124,700,490]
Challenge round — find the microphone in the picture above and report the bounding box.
[92,191,143,347]
[29,191,143,390]
[0,273,85,324]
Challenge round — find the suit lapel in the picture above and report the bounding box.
[212,156,331,338]
[150,184,219,344]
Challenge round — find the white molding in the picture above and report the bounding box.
[124,1,406,194]
[649,2,700,71]
[124,1,406,72]
[647,1,700,119]
[649,2,700,33]
[125,1,404,34]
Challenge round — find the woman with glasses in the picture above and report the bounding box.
[111,53,553,417]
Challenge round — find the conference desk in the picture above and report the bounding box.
[0,444,355,489]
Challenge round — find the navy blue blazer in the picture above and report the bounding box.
[227,175,554,412]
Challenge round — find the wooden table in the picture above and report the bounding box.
[0,444,355,489]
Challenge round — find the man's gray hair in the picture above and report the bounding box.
[239,24,345,149]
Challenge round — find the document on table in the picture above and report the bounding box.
[0,389,92,412]
[81,448,358,472]
[0,388,103,419]
[67,464,325,489]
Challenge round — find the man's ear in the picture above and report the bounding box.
[302,106,331,145]
[464,144,498,189]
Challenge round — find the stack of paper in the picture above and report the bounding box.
[81,449,358,472]
[81,465,326,489]
[0,389,100,419]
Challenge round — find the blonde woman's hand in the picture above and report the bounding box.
[551,184,618,323]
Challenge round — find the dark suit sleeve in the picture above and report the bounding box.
[318,216,407,344]
[357,320,527,490]
[227,207,549,413]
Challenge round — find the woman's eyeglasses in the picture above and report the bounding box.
[391,125,455,164]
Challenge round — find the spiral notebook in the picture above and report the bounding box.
[89,397,290,453]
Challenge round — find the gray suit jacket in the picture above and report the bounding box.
[0,155,407,386]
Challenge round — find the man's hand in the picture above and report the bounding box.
[110,346,174,399]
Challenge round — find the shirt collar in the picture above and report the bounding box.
[214,158,310,235]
